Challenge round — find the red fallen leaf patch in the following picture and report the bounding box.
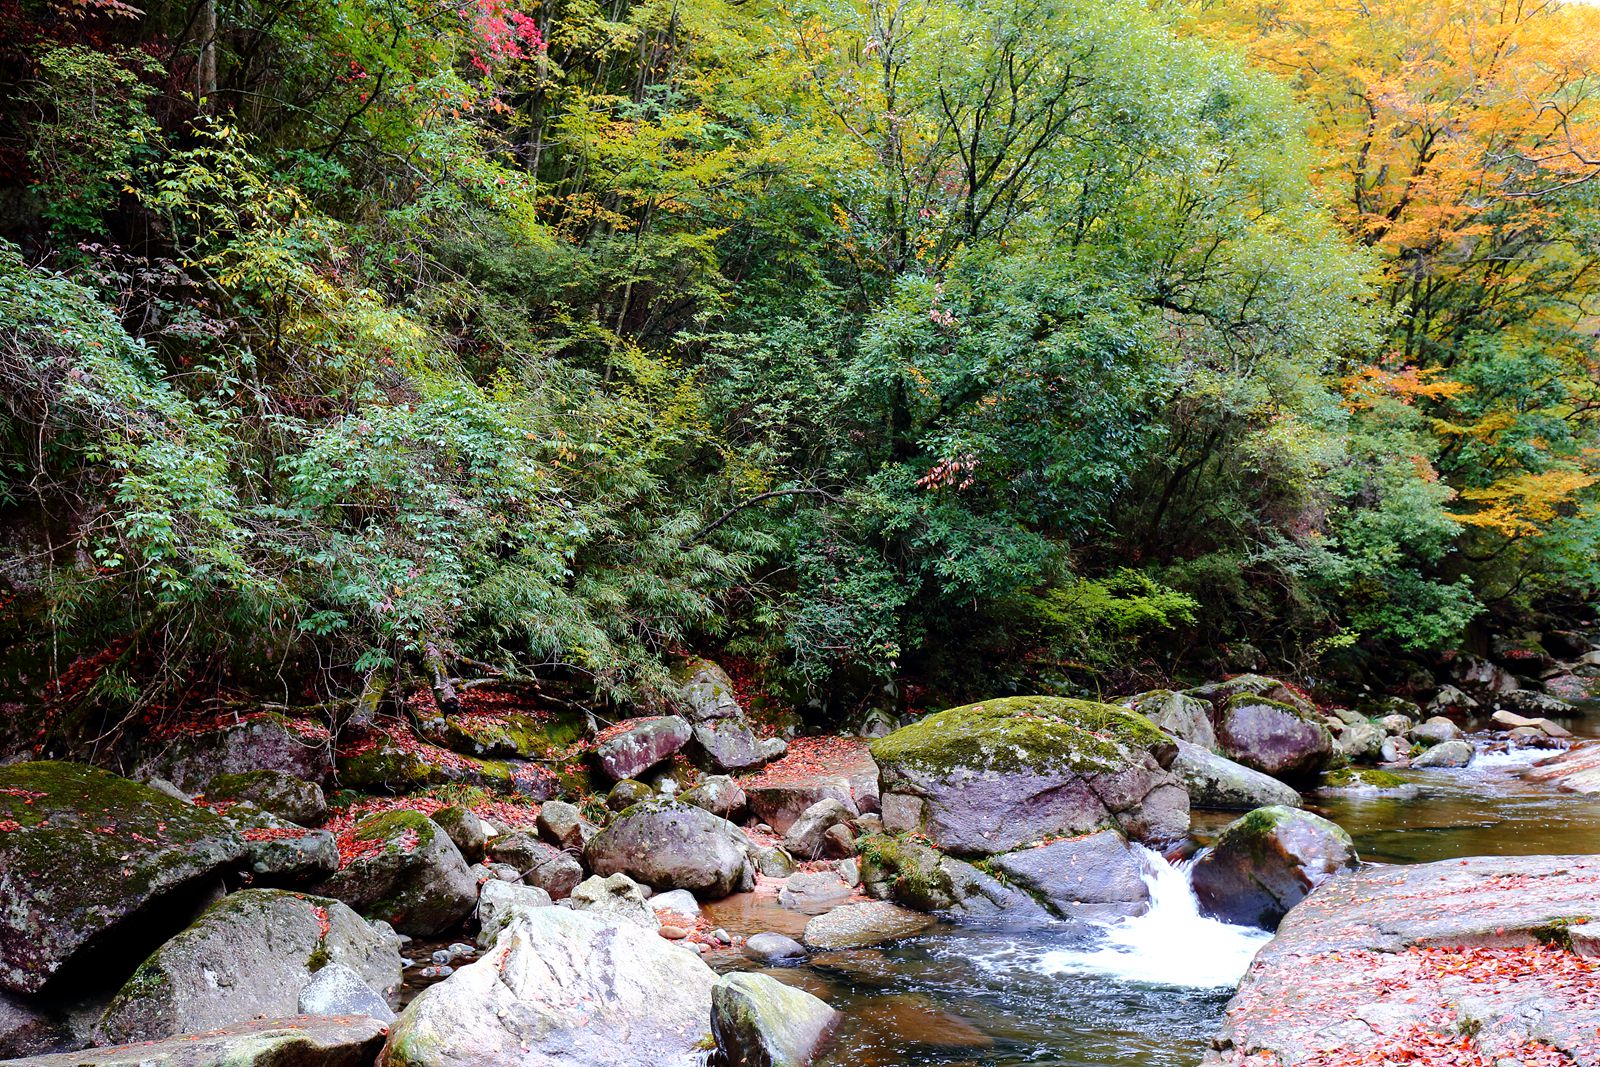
[739,736,871,788]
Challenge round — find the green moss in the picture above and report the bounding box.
[307,941,332,971]
[857,833,952,910]
[869,696,1167,777]
[1324,767,1405,789]
[353,809,438,851]
[1532,917,1591,950]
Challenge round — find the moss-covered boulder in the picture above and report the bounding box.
[97,889,402,1044]
[1187,675,1316,717]
[1121,690,1218,751]
[711,971,839,1067]
[0,761,246,995]
[337,732,557,799]
[225,804,340,885]
[428,806,486,864]
[857,834,1043,919]
[671,657,744,723]
[132,712,333,793]
[680,775,747,821]
[584,799,755,899]
[415,708,587,761]
[15,1015,388,1067]
[379,906,717,1067]
[1320,767,1411,793]
[1213,694,1334,782]
[314,811,478,935]
[869,697,1188,855]
[1190,805,1357,930]
[202,769,327,826]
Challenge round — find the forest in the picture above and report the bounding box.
[2,0,1599,724]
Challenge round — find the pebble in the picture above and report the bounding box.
[711,929,731,944]
[659,925,690,940]
[447,942,476,959]
[418,964,454,979]
[431,949,453,965]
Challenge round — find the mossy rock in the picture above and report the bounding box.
[869,696,1169,778]
[0,761,246,995]
[1191,805,1357,930]
[313,810,478,936]
[1322,767,1407,790]
[417,709,587,761]
[337,734,555,799]
[132,711,333,793]
[203,769,327,826]
[870,697,1187,855]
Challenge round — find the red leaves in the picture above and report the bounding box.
[739,736,870,788]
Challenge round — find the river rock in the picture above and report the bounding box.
[568,873,660,929]
[1191,806,1357,929]
[802,902,934,950]
[606,778,654,811]
[1408,716,1462,745]
[672,657,744,722]
[1375,714,1413,735]
[429,806,486,863]
[594,716,693,781]
[1444,651,1519,696]
[133,712,334,793]
[778,871,855,913]
[315,810,478,935]
[1426,684,1478,715]
[339,731,557,799]
[1187,675,1316,717]
[743,739,880,834]
[1410,739,1474,768]
[871,697,1187,856]
[744,933,807,964]
[535,800,597,852]
[227,804,340,884]
[10,1015,389,1067]
[1523,741,1600,794]
[1361,695,1424,722]
[783,799,855,860]
[1206,855,1600,1067]
[680,775,747,820]
[0,761,246,995]
[475,879,554,947]
[691,719,783,773]
[1120,689,1218,750]
[1379,735,1410,763]
[380,906,717,1067]
[1213,694,1334,781]
[585,799,755,899]
[711,971,839,1067]
[1495,688,1577,717]
[990,830,1150,920]
[1170,740,1302,810]
[1334,721,1384,763]
[297,962,396,1023]
[486,832,583,898]
[202,769,327,826]
[97,889,401,1043]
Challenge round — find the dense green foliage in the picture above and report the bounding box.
[0,0,1594,718]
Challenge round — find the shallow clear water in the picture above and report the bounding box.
[705,706,1600,1067]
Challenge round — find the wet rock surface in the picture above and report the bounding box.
[1207,855,1600,1066]
[585,799,755,899]
[8,1015,389,1066]
[1191,806,1358,930]
[988,830,1150,921]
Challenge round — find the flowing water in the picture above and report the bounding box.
[703,706,1600,1067]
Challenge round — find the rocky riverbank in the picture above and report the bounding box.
[0,629,1597,1066]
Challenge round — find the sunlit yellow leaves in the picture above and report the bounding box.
[1455,469,1597,538]
[1341,363,1467,410]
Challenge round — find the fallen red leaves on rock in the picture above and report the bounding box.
[739,735,870,787]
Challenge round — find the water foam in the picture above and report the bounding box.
[1032,846,1270,989]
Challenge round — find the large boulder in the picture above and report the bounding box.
[1411,739,1474,768]
[1170,741,1302,811]
[0,761,246,995]
[1333,721,1384,763]
[429,806,487,863]
[315,810,478,935]
[1494,689,1577,717]
[1443,651,1519,696]
[0,992,68,1059]
[680,775,747,821]
[133,711,333,793]
[802,902,933,950]
[1120,690,1218,751]
[1523,741,1600,794]
[97,889,401,1043]
[12,1016,388,1067]
[1190,806,1358,930]
[672,657,744,722]
[485,832,583,898]
[783,799,854,860]
[338,731,556,799]
[1212,694,1334,781]
[227,804,340,885]
[1206,855,1600,1067]
[691,720,784,774]
[535,800,597,853]
[594,716,693,781]
[297,962,396,1023]
[201,769,327,826]
[1187,675,1316,717]
[475,880,554,948]
[1409,716,1462,746]
[380,906,717,1067]
[857,836,1046,920]
[711,972,839,1067]
[988,830,1150,921]
[568,873,659,930]
[585,799,754,899]
[870,697,1188,856]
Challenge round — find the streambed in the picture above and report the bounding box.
[704,711,1600,1067]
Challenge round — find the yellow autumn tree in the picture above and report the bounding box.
[1188,0,1600,551]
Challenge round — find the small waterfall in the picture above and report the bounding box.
[1034,845,1270,989]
